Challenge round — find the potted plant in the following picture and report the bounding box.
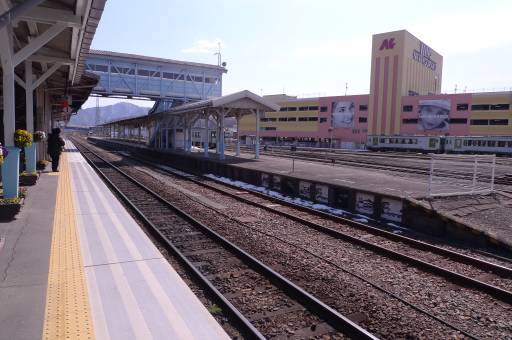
[19,170,38,186]
[33,131,47,143]
[36,159,49,171]
[14,129,33,149]
[0,143,4,166]
[0,189,25,221]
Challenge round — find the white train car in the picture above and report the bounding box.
[366,135,443,153]
[445,136,512,155]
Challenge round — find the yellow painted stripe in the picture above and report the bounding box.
[42,153,95,340]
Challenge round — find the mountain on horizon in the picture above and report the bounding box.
[68,102,151,127]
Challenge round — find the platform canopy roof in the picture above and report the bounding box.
[165,90,281,117]
[0,0,107,120]
[101,90,280,127]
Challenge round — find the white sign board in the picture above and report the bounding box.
[356,192,374,215]
[273,175,282,191]
[299,181,311,199]
[381,197,402,222]
[315,184,329,204]
[261,173,270,188]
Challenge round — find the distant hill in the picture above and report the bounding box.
[68,102,151,127]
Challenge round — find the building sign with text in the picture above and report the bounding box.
[412,41,437,71]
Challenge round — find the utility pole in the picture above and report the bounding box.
[345,83,348,96]
[213,42,221,66]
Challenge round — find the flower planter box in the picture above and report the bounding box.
[19,174,38,186]
[36,163,47,171]
[0,202,22,221]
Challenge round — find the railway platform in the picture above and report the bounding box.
[0,140,229,340]
[86,138,447,199]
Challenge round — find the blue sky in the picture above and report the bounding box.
[83,0,512,108]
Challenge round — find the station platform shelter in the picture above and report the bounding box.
[1,0,106,200]
[95,90,280,160]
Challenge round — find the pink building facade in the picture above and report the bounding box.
[239,30,512,147]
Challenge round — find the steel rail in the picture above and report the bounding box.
[88,137,512,272]
[104,144,512,305]
[72,139,378,340]
[82,139,484,339]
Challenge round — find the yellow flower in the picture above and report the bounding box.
[14,129,33,149]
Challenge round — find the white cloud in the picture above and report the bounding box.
[181,38,225,54]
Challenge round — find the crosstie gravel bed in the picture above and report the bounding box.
[99,141,512,295]
[81,138,512,339]
[73,139,376,340]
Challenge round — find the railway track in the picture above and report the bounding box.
[111,145,512,301]
[229,144,512,165]
[81,137,512,339]
[72,138,377,340]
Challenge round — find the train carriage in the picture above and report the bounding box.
[367,135,512,156]
[367,135,443,153]
[445,136,512,155]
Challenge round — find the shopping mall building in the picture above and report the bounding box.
[238,30,512,148]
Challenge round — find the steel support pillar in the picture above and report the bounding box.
[165,126,169,149]
[2,147,20,199]
[25,60,34,131]
[219,111,225,160]
[236,114,241,156]
[255,109,260,159]
[1,29,19,198]
[183,118,187,151]
[203,114,209,157]
[24,62,36,172]
[172,121,177,149]
[215,118,219,154]
[187,125,192,152]
[25,143,37,173]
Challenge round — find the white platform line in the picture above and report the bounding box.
[74,160,154,340]
[84,264,111,340]
[79,152,197,339]
[68,140,229,339]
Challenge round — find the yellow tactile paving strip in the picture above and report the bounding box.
[42,153,95,340]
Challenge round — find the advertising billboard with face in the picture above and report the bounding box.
[417,99,450,131]
[331,101,355,128]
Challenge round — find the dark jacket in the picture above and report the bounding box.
[47,133,65,155]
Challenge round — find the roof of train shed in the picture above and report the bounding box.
[2,0,107,120]
[166,90,280,116]
[101,90,280,127]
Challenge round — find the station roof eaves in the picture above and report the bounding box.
[100,90,281,126]
[73,0,107,84]
[88,50,228,73]
[166,90,281,116]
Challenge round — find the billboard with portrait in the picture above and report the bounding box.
[331,101,355,128]
[417,99,450,131]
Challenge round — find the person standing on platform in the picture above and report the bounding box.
[47,128,65,172]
